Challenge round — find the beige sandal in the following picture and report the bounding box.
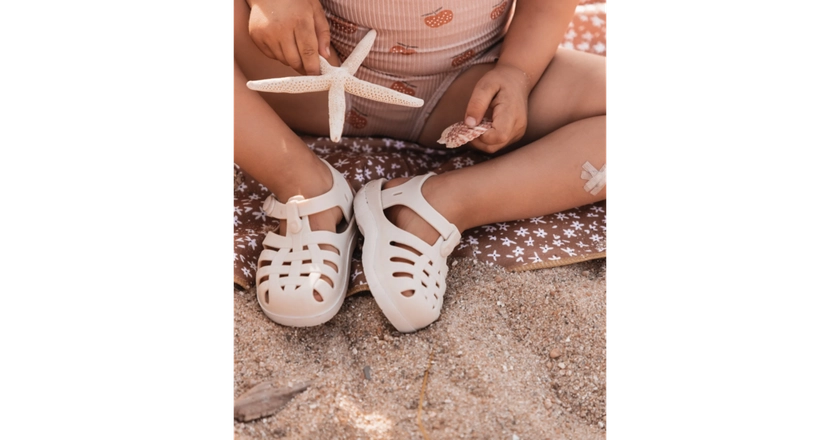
[354,174,460,332]
[256,159,357,327]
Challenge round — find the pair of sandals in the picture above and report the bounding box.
[256,159,460,333]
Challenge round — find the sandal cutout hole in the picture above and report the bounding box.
[389,240,423,257]
[392,271,415,297]
[389,256,414,265]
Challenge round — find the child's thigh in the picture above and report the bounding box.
[416,48,605,149]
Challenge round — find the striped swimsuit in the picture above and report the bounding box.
[321,0,514,142]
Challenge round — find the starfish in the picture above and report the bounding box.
[247,30,425,142]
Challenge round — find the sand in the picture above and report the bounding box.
[234,255,606,439]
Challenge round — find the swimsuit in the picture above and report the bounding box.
[321,0,514,142]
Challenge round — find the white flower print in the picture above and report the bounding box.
[252,209,267,222]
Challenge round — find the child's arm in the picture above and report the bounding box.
[465,0,579,153]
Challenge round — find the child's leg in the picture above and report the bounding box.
[234,0,347,232]
[386,48,606,244]
[235,0,357,305]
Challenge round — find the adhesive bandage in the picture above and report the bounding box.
[580,162,606,195]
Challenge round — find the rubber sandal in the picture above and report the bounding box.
[353,174,461,332]
[256,159,357,327]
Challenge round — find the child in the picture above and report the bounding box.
[234,0,605,332]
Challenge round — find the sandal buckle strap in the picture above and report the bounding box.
[285,196,304,234]
[439,226,460,257]
[263,195,306,234]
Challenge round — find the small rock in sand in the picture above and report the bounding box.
[558,362,565,369]
[495,275,503,283]
[544,398,553,409]
[549,348,561,359]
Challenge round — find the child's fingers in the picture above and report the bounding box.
[280,37,306,75]
[294,23,322,75]
[487,105,515,144]
[256,39,281,63]
[464,79,499,128]
[312,7,332,58]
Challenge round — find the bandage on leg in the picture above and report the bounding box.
[580,162,606,195]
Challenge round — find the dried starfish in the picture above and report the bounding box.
[247,30,425,142]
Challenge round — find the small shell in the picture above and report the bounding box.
[437,119,493,148]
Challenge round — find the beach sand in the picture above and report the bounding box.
[234,256,606,439]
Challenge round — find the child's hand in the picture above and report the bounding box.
[463,64,532,153]
[247,0,332,76]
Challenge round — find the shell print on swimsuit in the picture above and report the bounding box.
[246,30,425,142]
